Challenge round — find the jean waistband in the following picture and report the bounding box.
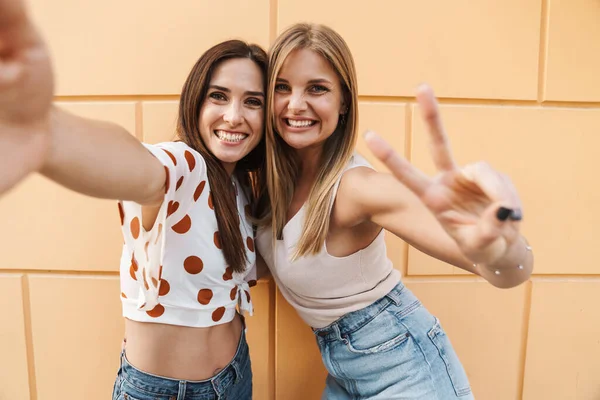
[312,281,419,341]
[121,328,249,397]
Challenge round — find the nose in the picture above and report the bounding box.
[223,102,243,126]
[288,90,307,114]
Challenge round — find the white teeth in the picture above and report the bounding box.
[215,130,247,142]
[287,119,315,128]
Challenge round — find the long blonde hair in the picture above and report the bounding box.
[260,23,358,259]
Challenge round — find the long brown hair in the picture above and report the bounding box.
[260,24,358,259]
[177,40,267,273]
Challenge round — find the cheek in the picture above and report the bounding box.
[249,112,264,137]
[273,96,286,115]
[199,106,217,128]
[317,99,341,121]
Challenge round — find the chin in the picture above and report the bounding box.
[281,136,315,150]
[219,153,246,164]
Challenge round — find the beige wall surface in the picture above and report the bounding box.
[2,0,600,399]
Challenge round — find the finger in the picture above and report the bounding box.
[0,0,28,27]
[466,201,520,255]
[0,61,24,87]
[364,130,431,196]
[499,173,523,220]
[460,162,521,209]
[416,84,456,172]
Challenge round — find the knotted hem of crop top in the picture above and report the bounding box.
[130,197,168,314]
[119,145,183,315]
[236,280,254,316]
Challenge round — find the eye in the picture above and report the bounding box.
[309,85,329,94]
[274,83,290,92]
[245,97,263,108]
[208,92,227,101]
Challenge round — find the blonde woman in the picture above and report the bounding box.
[256,23,533,399]
[0,1,266,398]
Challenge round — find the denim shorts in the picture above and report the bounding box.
[313,282,473,400]
[112,328,252,400]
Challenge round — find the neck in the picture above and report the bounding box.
[221,161,236,176]
[296,146,322,183]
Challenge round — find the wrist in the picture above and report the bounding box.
[477,236,532,276]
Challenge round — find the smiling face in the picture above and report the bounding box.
[273,48,346,152]
[198,57,265,174]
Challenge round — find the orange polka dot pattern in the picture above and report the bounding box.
[184,256,204,274]
[118,142,257,327]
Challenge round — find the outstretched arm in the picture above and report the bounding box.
[337,85,533,289]
[0,0,166,205]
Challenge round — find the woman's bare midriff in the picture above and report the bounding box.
[123,313,243,381]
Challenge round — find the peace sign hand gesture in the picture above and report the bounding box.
[0,0,54,196]
[365,85,523,267]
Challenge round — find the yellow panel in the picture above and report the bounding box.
[545,0,600,101]
[278,0,541,99]
[523,280,600,399]
[29,275,124,399]
[0,102,137,272]
[0,275,30,400]
[409,105,600,275]
[29,0,270,96]
[245,279,275,400]
[407,279,528,400]
[57,102,138,136]
[275,289,327,399]
[356,101,408,274]
[142,101,180,144]
[0,175,123,271]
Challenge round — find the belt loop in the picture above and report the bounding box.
[231,360,243,383]
[333,324,343,341]
[177,381,186,400]
[385,284,403,306]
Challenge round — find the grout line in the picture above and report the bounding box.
[3,270,599,280]
[403,274,600,281]
[21,275,38,400]
[272,282,278,400]
[517,280,534,399]
[54,94,180,102]
[269,279,277,400]
[537,0,550,103]
[269,0,278,44]
[0,269,119,277]
[135,101,144,141]
[359,96,600,108]
[52,94,600,109]
[401,104,413,278]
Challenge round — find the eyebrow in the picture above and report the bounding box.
[276,78,333,85]
[208,85,265,97]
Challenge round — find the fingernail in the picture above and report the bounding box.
[363,130,375,141]
[496,207,512,221]
[509,208,523,221]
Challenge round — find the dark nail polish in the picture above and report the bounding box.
[509,208,523,221]
[496,207,512,221]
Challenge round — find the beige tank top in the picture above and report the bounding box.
[256,153,401,328]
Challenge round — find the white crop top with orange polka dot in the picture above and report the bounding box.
[118,141,257,328]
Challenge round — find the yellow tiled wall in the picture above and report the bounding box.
[2,1,599,399]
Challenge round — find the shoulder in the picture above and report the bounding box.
[337,165,378,202]
[345,153,374,170]
[337,153,377,191]
[330,156,379,228]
